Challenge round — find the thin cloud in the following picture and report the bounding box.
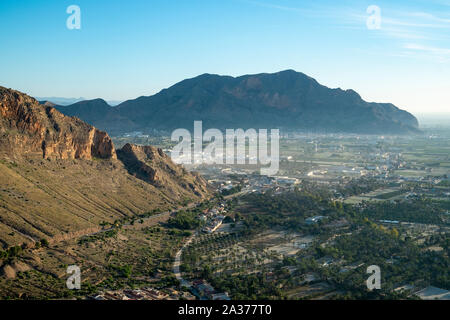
[243,0,450,62]
[403,43,450,62]
[242,0,308,14]
[404,43,450,55]
[241,0,347,19]
[383,16,450,29]
[383,28,428,40]
[346,5,450,62]
[404,12,450,25]
[349,11,450,30]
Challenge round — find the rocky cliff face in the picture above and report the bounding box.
[0,87,211,249]
[0,87,116,160]
[117,143,209,197]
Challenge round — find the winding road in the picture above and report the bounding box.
[173,231,198,288]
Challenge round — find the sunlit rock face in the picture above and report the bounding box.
[0,86,116,160]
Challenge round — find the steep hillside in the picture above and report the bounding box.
[0,87,209,248]
[117,143,207,197]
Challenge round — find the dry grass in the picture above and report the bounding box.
[0,158,203,248]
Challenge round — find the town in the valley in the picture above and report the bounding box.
[82,125,450,301]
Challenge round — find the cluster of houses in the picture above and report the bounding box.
[202,216,225,234]
[89,282,233,301]
[200,204,227,234]
[190,280,230,300]
[90,287,196,301]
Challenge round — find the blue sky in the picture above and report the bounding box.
[0,0,449,114]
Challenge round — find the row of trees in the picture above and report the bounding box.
[359,198,447,225]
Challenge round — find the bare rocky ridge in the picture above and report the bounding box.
[0,87,116,160]
[0,87,210,248]
[117,143,208,197]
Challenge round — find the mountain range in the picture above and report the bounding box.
[53,70,420,135]
[36,97,123,107]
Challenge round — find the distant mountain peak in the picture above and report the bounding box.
[71,98,111,106]
[55,70,420,135]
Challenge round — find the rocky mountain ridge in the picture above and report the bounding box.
[0,86,210,248]
[54,70,421,135]
[0,87,116,160]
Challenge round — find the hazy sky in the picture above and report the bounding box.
[1,0,449,114]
